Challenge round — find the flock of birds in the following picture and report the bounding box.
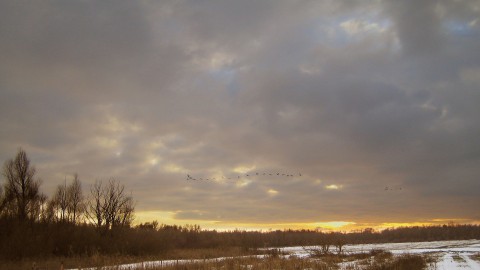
[385,186,403,191]
[186,172,302,181]
[185,173,403,192]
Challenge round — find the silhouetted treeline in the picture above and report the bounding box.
[1,149,479,260]
[2,216,479,260]
[3,217,480,259]
[129,223,480,253]
[0,149,135,259]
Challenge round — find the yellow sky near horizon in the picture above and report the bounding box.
[134,211,480,232]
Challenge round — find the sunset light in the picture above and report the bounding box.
[1,0,480,268]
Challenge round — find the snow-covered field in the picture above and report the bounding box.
[281,239,480,269]
[68,239,480,270]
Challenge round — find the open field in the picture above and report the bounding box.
[39,239,477,270]
[281,239,480,269]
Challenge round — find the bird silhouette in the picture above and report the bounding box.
[187,170,303,182]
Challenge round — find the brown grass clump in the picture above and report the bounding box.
[470,252,480,262]
[368,254,428,270]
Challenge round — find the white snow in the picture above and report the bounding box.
[280,239,480,269]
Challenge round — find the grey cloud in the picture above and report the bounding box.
[1,0,479,226]
[384,0,444,56]
[0,1,150,67]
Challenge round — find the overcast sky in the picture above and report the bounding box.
[1,0,479,231]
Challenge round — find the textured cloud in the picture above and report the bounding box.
[1,0,479,228]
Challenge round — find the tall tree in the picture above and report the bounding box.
[52,179,68,222]
[86,180,104,228]
[2,148,42,221]
[67,173,84,224]
[86,179,135,230]
[103,179,134,228]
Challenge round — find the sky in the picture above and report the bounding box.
[1,0,480,232]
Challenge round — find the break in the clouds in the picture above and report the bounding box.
[1,0,480,229]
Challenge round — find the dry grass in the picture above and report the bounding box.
[470,252,480,262]
[0,248,433,270]
[452,254,467,263]
[144,253,430,270]
[159,256,332,270]
[0,247,267,270]
[0,254,144,270]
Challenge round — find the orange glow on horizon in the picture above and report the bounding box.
[134,211,480,232]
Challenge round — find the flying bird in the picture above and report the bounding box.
[186,170,303,183]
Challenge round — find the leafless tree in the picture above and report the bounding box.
[53,179,69,222]
[36,193,49,222]
[67,173,84,224]
[86,180,104,228]
[85,178,134,230]
[30,193,47,222]
[118,194,135,227]
[43,198,57,223]
[103,179,135,229]
[50,174,85,223]
[0,186,5,217]
[333,233,346,254]
[2,148,42,221]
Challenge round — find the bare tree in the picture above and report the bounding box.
[333,233,346,254]
[44,198,58,223]
[30,193,47,222]
[118,194,135,227]
[67,173,84,224]
[86,178,135,230]
[86,180,104,228]
[36,193,49,222]
[52,179,68,222]
[103,179,135,229]
[0,186,5,217]
[2,148,42,221]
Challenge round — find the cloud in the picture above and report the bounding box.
[0,0,479,228]
[325,185,342,190]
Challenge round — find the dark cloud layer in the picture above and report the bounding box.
[1,0,479,228]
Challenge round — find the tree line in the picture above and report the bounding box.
[1,149,479,260]
[0,149,134,228]
[0,149,135,259]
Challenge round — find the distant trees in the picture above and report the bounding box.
[86,178,135,230]
[52,179,69,222]
[1,148,43,221]
[102,179,135,229]
[0,148,139,259]
[87,180,104,228]
[69,173,84,223]
[0,148,135,228]
[49,173,85,223]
